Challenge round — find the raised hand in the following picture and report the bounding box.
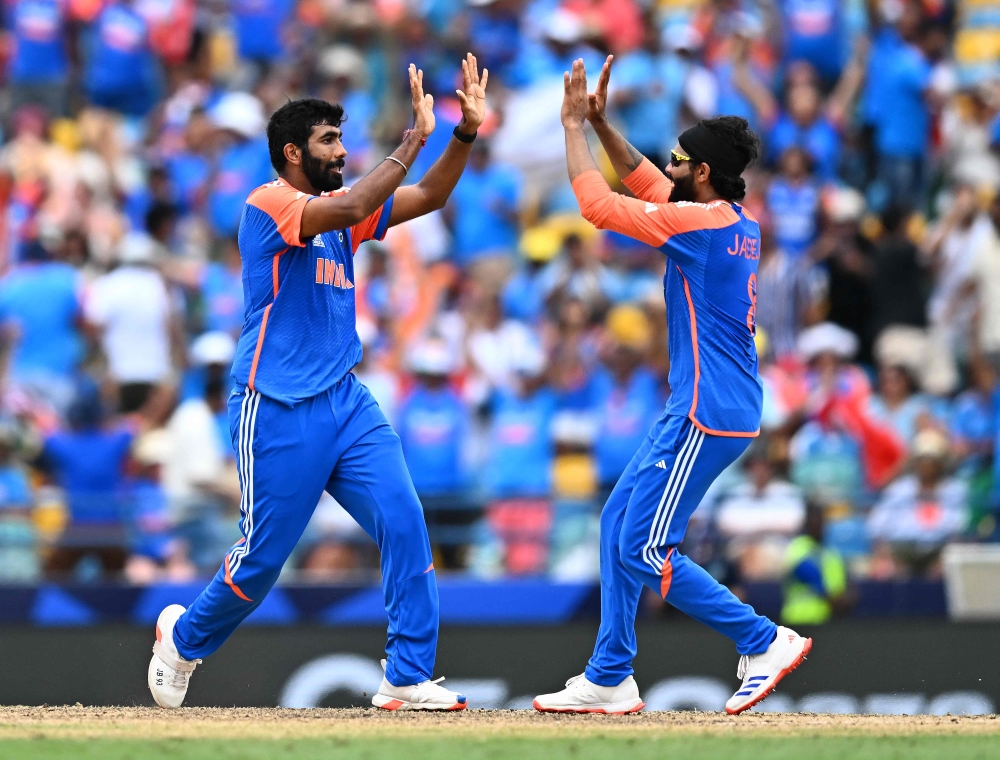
[561,59,589,129]
[456,52,489,134]
[588,55,613,125]
[409,63,435,140]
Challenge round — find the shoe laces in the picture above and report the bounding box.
[737,655,749,681]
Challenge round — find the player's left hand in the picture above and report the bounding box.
[561,59,589,129]
[456,52,488,135]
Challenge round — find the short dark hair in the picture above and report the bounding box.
[267,99,346,173]
[700,116,761,202]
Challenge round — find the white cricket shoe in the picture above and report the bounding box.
[533,674,645,714]
[371,660,468,711]
[147,604,201,709]
[725,626,812,715]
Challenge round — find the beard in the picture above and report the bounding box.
[302,148,345,193]
[668,171,697,203]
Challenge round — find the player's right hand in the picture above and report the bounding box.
[587,55,613,126]
[409,63,435,140]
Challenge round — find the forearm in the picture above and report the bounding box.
[590,117,644,181]
[417,125,476,206]
[565,123,600,182]
[390,126,476,225]
[301,132,423,237]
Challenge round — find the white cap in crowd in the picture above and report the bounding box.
[797,322,859,361]
[408,338,457,376]
[190,331,237,367]
[209,92,267,140]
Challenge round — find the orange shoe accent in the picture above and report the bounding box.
[223,553,253,602]
[725,638,813,716]
[155,624,162,643]
[378,699,404,710]
[447,702,468,711]
[532,700,645,715]
[660,548,674,598]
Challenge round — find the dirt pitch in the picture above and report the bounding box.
[0,706,997,741]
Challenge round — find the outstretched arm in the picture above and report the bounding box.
[389,53,489,226]
[586,55,674,204]
[301,63,433,238]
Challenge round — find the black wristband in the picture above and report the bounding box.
[453,125,477,144]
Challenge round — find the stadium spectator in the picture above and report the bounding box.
[84,232,177,414]
[161,332,239,574]
[867,428,969,578]
[0,233,83,414]
[446,140,522,276]
[781,503,848,625]
[0,420,39,582]
[83,1,161,117]
[5,0,71,117]
[716,439,808,581]
[40,382,134,579]
[590,305,661,496]
[766,146,821,259]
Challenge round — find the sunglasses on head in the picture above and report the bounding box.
[670,150,692,167]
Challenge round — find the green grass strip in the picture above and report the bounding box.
[0,735,998,760]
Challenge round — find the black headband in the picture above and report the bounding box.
[677,122,747,178]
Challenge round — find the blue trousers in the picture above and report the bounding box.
[173,373,438,687]
[586,413,777,686]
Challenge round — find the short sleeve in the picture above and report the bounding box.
[349,194,395,254]
[245,181,312,248]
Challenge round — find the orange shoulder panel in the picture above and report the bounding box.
[246,180,311,248]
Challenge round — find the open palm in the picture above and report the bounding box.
[456,53,489,132]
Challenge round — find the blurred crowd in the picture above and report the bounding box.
[0,0,999,623]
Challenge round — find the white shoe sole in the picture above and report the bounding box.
[372,693,468,711]
[725,636,813,715]
[532,697,645,715]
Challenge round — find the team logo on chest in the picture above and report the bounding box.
[315,257,354,289]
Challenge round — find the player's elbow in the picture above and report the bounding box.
[576,195,611,230]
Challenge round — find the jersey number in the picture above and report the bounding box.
[746,273,757,335]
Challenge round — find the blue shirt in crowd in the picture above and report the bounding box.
[0,465,32,507]
[7,0,68,84]
[450,162,522,264]
[0,261,81,379]
[398,386,469,496]
[864,28,930,157]
[84,3,159,116]
[766,178,820,258]
[768,113,841,181]
[591,367,662,486]
[201,262,244,335]
[208,137,273,238]
[232,0,294,62]
[43,428,133,524]
[166,152,211,215]
[611,50,687,156]
[780,0,844,82]
[488,388,556,498]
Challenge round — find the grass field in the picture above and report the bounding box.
[0,707,997,759]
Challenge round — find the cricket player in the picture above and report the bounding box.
[148,55,488,711]
[534,57,812,715]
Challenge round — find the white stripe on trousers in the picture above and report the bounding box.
[229,389,260,577]
[652,429,705,565]
[642,426,702,573]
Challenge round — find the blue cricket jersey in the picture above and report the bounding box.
[231,178,393,405]
[574,161,763,437]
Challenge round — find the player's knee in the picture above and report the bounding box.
[617,528,650,578]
